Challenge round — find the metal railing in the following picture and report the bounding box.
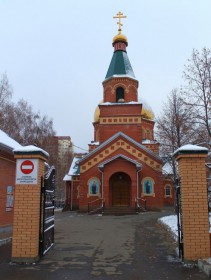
[135,197,146,212]
[88,198,105,214]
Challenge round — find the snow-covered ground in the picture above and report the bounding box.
[159,213,211,237]
[159,215,178,240]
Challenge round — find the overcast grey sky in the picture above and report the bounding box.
[0,0,210,152]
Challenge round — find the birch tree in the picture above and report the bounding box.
[183,47,211,147]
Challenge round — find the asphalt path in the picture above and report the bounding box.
[0,210,207,280]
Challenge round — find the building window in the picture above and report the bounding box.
[6,186,14,212]
[142,177,155,196]
[164,185,172,197]
[116,87,124,102]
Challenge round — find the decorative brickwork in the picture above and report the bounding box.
[175,148,210,261]
[80,139,161,174]
[12,150,48,263]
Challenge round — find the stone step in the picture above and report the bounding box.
[102,207,138,216]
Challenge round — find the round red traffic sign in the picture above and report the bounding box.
[20,160,34,175]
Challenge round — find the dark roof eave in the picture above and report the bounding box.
[0,143,14,155]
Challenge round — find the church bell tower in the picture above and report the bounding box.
[93,12,143,144]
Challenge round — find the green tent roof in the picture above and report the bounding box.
[105,50,135,80]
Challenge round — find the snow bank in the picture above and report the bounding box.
[158,215,178,240]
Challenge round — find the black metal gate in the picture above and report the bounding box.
[175,178,184,260]
[39,166,55,257]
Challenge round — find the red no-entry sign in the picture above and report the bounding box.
[16,158,38,185]
[20,160,34,174]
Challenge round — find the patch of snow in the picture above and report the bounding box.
[142,140,157,144]
[89,141,99,145]
[0,129,22,150]
[63,174,72,181]
[104,74,137,82]
[100,101,141,105]
[142,139,151,144]
[159,215,178,240]
[174,144,208,155]
[207,258,211,265]
[14,145,49,157]
[138,97,153,112]
[64,155,82,180]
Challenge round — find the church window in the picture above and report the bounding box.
[142,177,155,196]
[164,185,172,197]
[116,87,125,102]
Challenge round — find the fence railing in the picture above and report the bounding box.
[135,197,146,212]
[88,198,105,214]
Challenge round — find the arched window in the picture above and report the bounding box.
[164,185,172,197]
[116,87,125,102]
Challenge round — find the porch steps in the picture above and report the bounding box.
[102,206,138,216]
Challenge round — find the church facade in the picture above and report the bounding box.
[64,13,174,212]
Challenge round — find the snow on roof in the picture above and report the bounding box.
[14,145,49,157]
[89,141,99,145]
[100,101,141,106]
[174,144,208,156]
[0,129,22,150]
[105,74,137,80]
[63,174,72,181]
[63,156,81,181]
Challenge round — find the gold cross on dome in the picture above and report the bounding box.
[113,11,127,34]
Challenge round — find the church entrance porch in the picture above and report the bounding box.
[110,172,131,207]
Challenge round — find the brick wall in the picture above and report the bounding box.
[12,153,47,263]
[175,151,210,260]
[103,77,138,103]
[0,150,16,227]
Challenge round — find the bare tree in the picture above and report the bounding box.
[156,89,198,180]
[182,47,211,147]
[0,73,13,108]
[0,74,56,146]
[156,89,197,154]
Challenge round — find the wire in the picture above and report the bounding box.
[72,144,88,152]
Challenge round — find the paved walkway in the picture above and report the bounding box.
[0,210,207,280]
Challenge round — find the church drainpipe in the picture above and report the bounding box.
[136,165,142,208]
[98,166,104,210]
[70,179,73,211]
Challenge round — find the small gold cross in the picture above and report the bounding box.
[113,11,127,34]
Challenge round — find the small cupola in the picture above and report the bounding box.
[104,11,136,81]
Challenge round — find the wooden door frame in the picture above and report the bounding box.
[109,172,131,207]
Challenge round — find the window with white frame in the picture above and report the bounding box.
[164,185,172,197]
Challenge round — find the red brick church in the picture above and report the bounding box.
[64,12,174,212]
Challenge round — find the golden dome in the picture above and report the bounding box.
[140,98,155,120]
[94,99,154,122]
[113,33,128,44]
[94,101,102,122]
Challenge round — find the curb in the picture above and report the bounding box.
[0,237,12,246]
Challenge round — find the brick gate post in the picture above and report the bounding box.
[12,146,48,263]
[174,145,210,261]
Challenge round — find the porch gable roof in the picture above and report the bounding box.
[79,131,161,164]
[98,154,142,171]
